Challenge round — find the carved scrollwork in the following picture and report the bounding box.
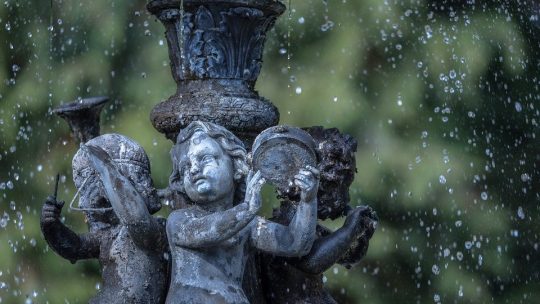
[158,5,277,83]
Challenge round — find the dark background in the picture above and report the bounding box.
[0,0,539,303]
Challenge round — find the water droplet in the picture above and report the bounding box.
[279,48,287,55]
[425,25,433,39]
[515,102,522,112]
[517,206,525,219]
[432,265,440,275]
[449,70,456,79]
[298,17,305,24]
[520,173,530,182]
[0,212,9,228]
[320,20,334,32]
[443,248,450,257]
[37,164,43,172]
[455,220,462,227]
[456,251,463,261]
[465,241,473,249]
[480,192,488,200]
[439,175,446,184]
[295,87,302,95]
[434,294,440,302]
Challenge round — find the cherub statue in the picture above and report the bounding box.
[40,134,169,304]
[259,127,378,304]
[165,121,319,304]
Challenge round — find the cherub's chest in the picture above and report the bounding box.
[99,227,134,262]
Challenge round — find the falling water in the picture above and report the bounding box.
[47,0,54,153]
[179,0,185,76]
[287,0,292,92]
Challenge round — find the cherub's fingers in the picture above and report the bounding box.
[42,217,57,224]
[246,170,254,184]
[254,177,266,190]
[42,204,57,212]
[252,170,262,183]
[42,211,57,219]
[247,170,262,189]
[305,165,320,176]
[298,168,312,175]
[294,178,309,189]
[298,169,317,182]
[42,209,56,215]
[294,173,311,184]
[53,200,65,209]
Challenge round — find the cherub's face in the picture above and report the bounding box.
[181,132,235,204]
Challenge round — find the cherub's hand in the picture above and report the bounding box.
[244,170,265,214]
[41,195,65,225]
[294,165,320,203]
[344,205,378,239]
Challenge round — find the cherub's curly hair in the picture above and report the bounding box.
[308,127,357,220]
[169,121,249,208]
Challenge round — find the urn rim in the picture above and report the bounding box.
[52,96,109,115]
[147,0,286,15]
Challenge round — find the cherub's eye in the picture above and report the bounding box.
[201,155,214,163]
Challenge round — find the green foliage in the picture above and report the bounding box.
[1,0,539,303]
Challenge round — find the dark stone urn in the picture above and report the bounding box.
[147,0,285,142]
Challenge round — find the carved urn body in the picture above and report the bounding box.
[147,0,285,142]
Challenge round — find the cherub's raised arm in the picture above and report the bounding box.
[295,206,375,274]
[251,200,317,257]
[84,145,165,251]
[251,167,319,257]
[167,202,256,248]
[40,196,100,263]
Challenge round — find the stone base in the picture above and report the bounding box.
[150,79,279,144]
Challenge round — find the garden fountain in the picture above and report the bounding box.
[40,0,378,303]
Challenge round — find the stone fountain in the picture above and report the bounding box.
[41,1,378,303]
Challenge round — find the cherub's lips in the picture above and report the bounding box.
[192,175,206,184]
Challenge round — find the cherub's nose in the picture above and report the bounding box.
[190,163,200,175]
